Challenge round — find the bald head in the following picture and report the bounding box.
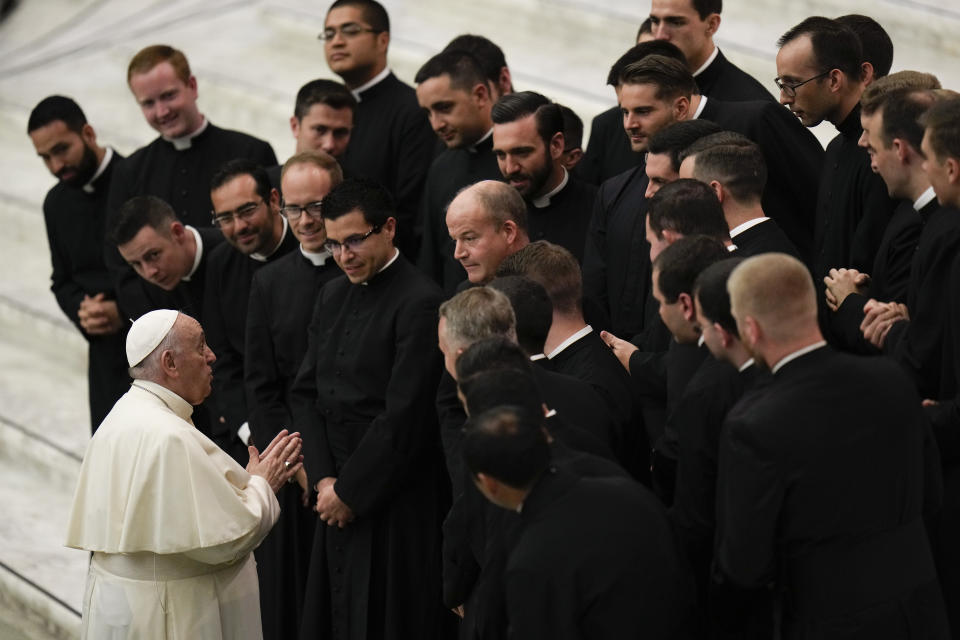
[728,253,819,355]
[446,180,530,284]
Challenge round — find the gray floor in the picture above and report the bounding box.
[0,1,958,637]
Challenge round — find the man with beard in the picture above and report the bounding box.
[204,160,298,462]
[28,95,129,430]
[492,92,597,263]
[415,48,501,292]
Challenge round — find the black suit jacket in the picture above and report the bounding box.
[731,217,801,259]
[577,106,642,186]
[716,347,947,636]
[526,175,597,263]
[695,49,774,103]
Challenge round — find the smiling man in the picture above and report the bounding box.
[321,0,434,258]
[203,160,298,463]
[28,95,130,431]
[290,178,448,640]
[415,49,502,292]
[491,92,597,262]
[107,44,276,321]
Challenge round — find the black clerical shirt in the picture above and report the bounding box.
[694,48,774,103]
[525,172,596,263]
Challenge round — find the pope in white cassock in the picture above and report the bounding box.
[65,309,303,639]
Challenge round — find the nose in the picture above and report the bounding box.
[503,156,520,175]
[453,239,467,259]
[429,112,445,133]
[49,156,65,175]
[144,263,160,281]
[645,181,658,199]
[206,346,216,364]
[320,132,336,154]
[778,88,792,105]
[653,23,670,40]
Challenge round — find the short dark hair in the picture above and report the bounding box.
[637,17,653,41]
[458,368,543,419]
[110,195,177,246]
[647,120,722,172]
[463,406,550,489]
[606,41,687,86]
[492,91,563,148]
[327,0,389,32]
[835,14,893,79]
[693,257,743,337]
[455,336,532,382]
[210,158,272,204]
[294,79,357,120]
[691,0,722,19]
[680,130,753,163]
[647,179,729,241]
[28,95,87,134]
[619,55,697,100]
[488,276,553,356]
[559,105,583,151]
[919,95,960,162]
[320,177,395,226]
[497,240,582,315]
[414,49,489,92]
[690,141,767,203]
[777,17,863,81]
[877,89,937,151]
[443,34,508,89]
[654,234,729,303]
[860,71,942,117]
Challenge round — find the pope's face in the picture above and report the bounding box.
[175,315,216,405]
[128,61,202,139]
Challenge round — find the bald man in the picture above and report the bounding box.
[716,253,947,639]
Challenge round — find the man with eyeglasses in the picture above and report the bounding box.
[320,0,434,260]
[291,178,449,640]
[245,151,343,640]
[203,160,298,463]
[107,44,277,321]
[776,17,897,296]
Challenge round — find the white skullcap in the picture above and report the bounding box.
[126,310,179,367]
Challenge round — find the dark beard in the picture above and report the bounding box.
[60,143,99,188]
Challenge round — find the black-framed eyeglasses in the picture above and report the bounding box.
[323,225,381,254]
[774,71,831,98]
[318,24,380,41]
[211,199,264,227]
[280,200,324,222]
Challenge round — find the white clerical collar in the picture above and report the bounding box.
[82,147,113,194]
[728,216,770,238]
[727,243,738,252]
[914,186,936,211]
[165,117,209,151]
[771,340,827,374]
[351,67,391,101]
[132,379,193,422]
[546,324,592,359]
[692,45,719,77]
[469,127,493,153]
[181,225,203,282]
[532,167,569,209]
[692,94,708,120]
[529,353,547,361]
[250,217,289,262]
[697,334,705,347]
[301,245,333,266]
[361,247,400,284]
[738,357,755,373]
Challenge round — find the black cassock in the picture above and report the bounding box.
[581,163,652,337]
[506,468,695,640]
[731,217,801,259]
[576,48,773,187]
[417,136,502,293]
[716,347,949,638]
[291,256,449,640]
[202,226,298,462]
[832,198,928,354]
[106,122,277,320]
[42,151,129,429]
[525,174,596,263]
[700,96,824,262]
[342,73,436,258]
[244,248,341,640]
[813,105,897,280]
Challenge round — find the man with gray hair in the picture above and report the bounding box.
[66,309,302,639]
[716,253,947,638]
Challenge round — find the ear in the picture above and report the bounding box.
[472,81,491,107]
[716,322,735,349]
[673,95,691,121]
[827,69,844,93]
[662,228,682,245]
[861,62,875,86]
[709,179,724,203]
[290,115,301,138]
[704,13,721,37]
[500,219,519,244]
[562,148,584,169]
[159,349,178,377]
[742,315,762,349]
[549,131,565,161]
[475,472,499,498]
[186,75,198,98]
[170,221,187,243]
[678,291,696,323]
[382,216,398,241]
[80,123,97,147]
[376,31,390,53]
[269,187,281,210]
[891,139,909,164]
[498,67,513,95]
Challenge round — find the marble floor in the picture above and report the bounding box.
[0,0,958,637]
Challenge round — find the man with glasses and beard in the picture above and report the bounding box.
[27,95,130,431]
[292,178,449,640]
[492,92,597,263]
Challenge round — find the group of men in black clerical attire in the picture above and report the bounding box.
[25,0,960,637]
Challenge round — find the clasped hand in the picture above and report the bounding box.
[246,429,303,493]
[315,477,354,529]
